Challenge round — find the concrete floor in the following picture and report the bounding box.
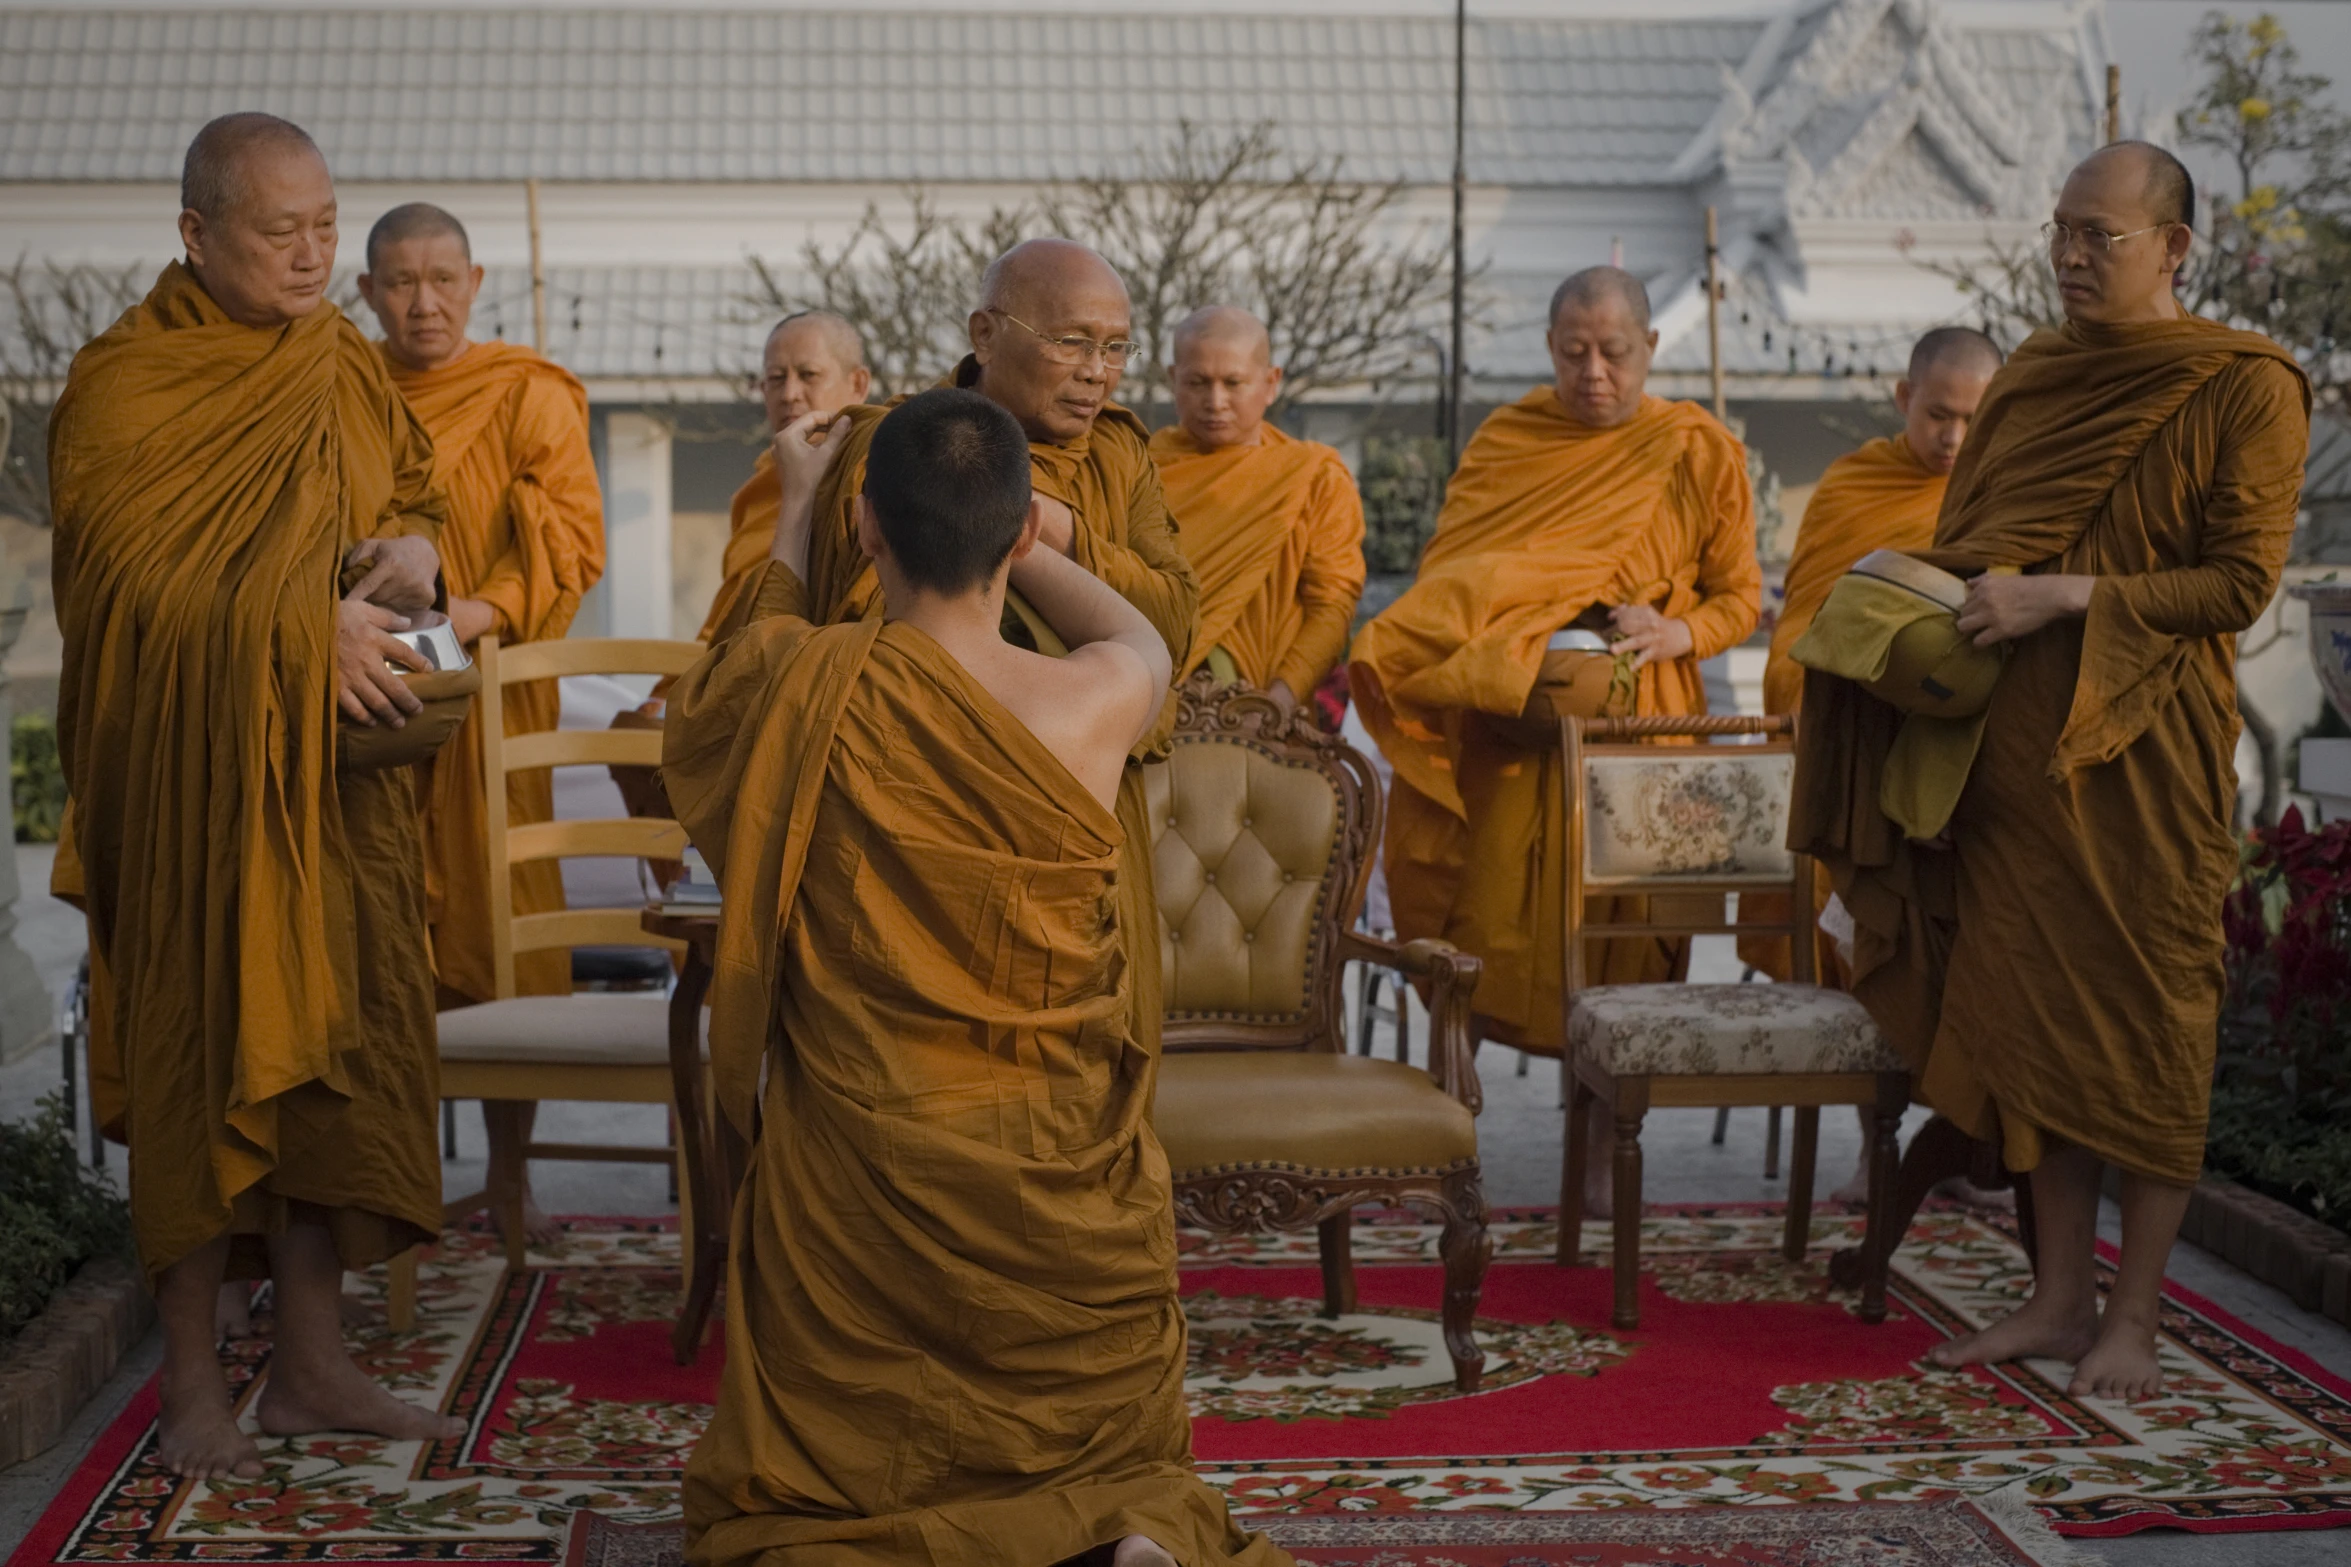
[4,852,2348,1562]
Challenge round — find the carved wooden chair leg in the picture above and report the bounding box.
[482,1100,530,1271]
[1611,1080,1649,1331]
[1317,1212,1357,1318]
[1436,1172,1491,1391]
[1783,1105,1819,1262]
[386,1246,419,1333]
[1858,1072,1908,1324]
[1560,1072,1594,1266]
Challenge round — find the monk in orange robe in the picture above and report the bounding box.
[691,311,871,647]
[734,239,1197,1060]
[1148,306,1364,707]
[669,389,1282,1567]
[1793,144,2309,1399]
[358,203,605,1006]
[1352,267,1760,1073]
[49,113,463,1479]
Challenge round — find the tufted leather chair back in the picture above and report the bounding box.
[1146,674,1379,1051]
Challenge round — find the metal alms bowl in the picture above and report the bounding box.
[386,612,470,674]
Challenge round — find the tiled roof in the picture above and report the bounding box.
[0,6,1769,186]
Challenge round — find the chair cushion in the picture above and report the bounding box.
[1154,1052,1477,1176]
[436,994,695,1066]
[1569,984,1902,1075]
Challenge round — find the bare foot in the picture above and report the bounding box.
[1931,1174,2017,1212]
[256,1346,463,1445]
[2068,1307,2164,1402]
[156,1363,263,1481]
[1927,1288,2097,1372]
[214,1283,255,1343]
[1112,1537,1177,1567]
[522,1195,562,1249]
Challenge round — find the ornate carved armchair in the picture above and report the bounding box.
[1146,673,1492,1390]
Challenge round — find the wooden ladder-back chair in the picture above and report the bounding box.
[1146,673,1493,1390]
[1556,715,1911,1331]
[432,634,705,1273]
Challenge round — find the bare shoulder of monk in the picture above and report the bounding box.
[980,633,1158,813]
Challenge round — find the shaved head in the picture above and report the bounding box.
[180,112,323,224]
[978,238,1128,318]
[1907,326,2002,385]
[2082,140,2197,232]
[1171,305,1271,367]
[365,202,469,274]
[768,309,866,371]
[1549,266,1652,334]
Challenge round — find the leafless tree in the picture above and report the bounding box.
[1,258,145,528]
[744,121,1466,420]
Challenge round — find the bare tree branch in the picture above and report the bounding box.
[2,257,146,528]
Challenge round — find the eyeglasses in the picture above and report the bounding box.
[988,309,1142,368]
[2041,220,2174,257]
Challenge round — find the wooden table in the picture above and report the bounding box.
[641,906,743,1363]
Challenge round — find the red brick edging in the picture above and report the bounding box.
[0,1256,154,1467]
[2183,1175,2351,1328]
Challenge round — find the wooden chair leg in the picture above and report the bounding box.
[1710,1106,1730,1145]
[1611,1082,1648,1330]
[482,1100,530,1271]
[1560,1073,1594,1266]
[1437,1169,1491,1392]
[387,1246,419,1332]
[1317,1213,1357,1317]
[1783,1105,1819,1262]
[1764,1104,1783,1179]
[1859,1073,1906,1324]
[676,1139,696,1305]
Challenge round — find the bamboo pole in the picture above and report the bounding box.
[526,176,548,355]
[1704,205,1725,424]
[2105,63,2121,144]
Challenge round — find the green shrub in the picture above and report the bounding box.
[1359,435,1451,574]
[0,1093,130,1345]
[13,711,65,844]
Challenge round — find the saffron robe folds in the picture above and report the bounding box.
[1351,391,1761,1051]
[1147,423,1365,693]
[390,341,604,1001]
[1790,317,2309,1182]
[1743,435,1946,981]
[665,569,1284,1567]
[50,263,447,1277]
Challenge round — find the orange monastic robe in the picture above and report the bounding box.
[1352,390,1760,1052]
[1147,423,1365,692]
[1743,435,1945,980]
[50,263,447,1277]
[666,567,1283,1567]
[695,447,781,644]
[1791,317,2309,1183]
[390,341,604,1002]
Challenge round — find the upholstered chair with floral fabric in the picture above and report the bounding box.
[1146,673,1493,1391]
[1554,714,1910,1331]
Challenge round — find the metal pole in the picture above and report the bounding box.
[1447,0,1467,466]
[527,176,548,355]
[1704,205,1726,424]
[2104,63,2121,143]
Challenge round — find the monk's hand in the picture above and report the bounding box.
[446,597,498,646]
[1266,679,1300,716]
[346,536,441,612]
[337,598,429,728]
[772,410,852,503]
[1032,496,1078,557]
[1955,573,2095,648]
[1608,604,1694,669]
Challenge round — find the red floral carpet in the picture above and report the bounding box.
[8,1206,2348,1567]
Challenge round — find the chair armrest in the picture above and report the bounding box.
[1336,931,1484,1116]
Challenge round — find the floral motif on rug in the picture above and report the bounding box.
[6,1206,2348,1567]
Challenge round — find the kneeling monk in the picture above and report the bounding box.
[49,113,462,1478]
[1351,266,1760,1054]
[667,389,1285,1567]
